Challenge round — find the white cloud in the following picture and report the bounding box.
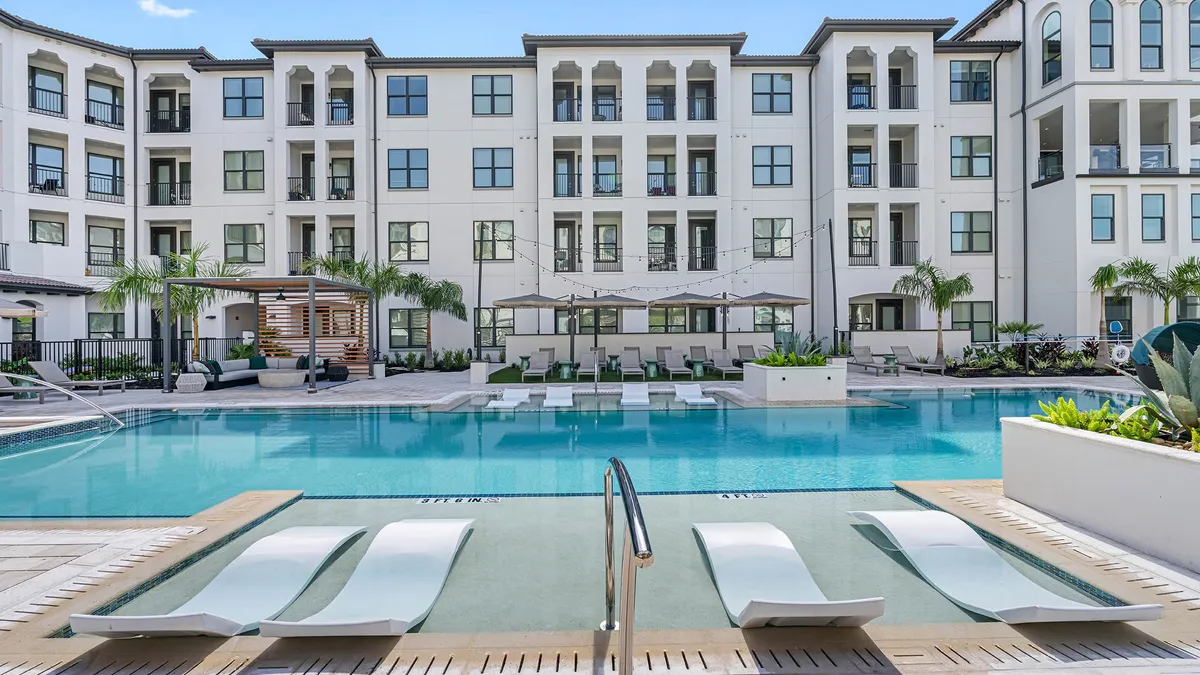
[138,0,195,18]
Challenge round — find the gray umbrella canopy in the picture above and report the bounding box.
[574,294,646,308]
[648,292,729,307]
[0,299,46,318]
[727,291,811,307]
[492,294,570,309]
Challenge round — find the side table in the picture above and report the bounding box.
[175,372,207,393]
[643,358,659,378]
[607,354,621,372]
[519,355,531,371]
[557,360,574,379]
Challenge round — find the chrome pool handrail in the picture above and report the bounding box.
[602,457,653,675]
[0,372,124,429]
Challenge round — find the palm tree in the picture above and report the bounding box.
[301,254,409,362]
[1090,262,1120,366]
[1115,256,1200,326]
[892,259,974,363]
[98,243,248,361]
[396,272,467,368]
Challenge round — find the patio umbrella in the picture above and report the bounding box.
[575,294,646,351]
[0,300,46,318]
[493,293,573,361]
[647,292,728,307]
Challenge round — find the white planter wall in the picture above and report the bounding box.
[742,362,846,401]
[1002,417,1200,572]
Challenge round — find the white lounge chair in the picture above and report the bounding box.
[710,349,743,379]
[259,519,473,637]
[674,383,716,405]
[693,523,884,628]
[663,350,693,379]
[618,349,645,381]
[70,526,366,637]
[485,388,530,409]
[522,352,552,382]
[620,382,650,406]
[850,510,1163,624]
[543,385,574,408]
[576,350,600,381]
[0,375,49,403]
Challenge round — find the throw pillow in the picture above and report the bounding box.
[249,356,267,370]
[191,361,209,374]
[296,356,309,370]
[203,359,223,375]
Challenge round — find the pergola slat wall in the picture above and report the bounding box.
[257,291,370,375]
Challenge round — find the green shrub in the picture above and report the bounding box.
[1033,397,1115,433]
[227,343,255,360]
[754,352,827,367]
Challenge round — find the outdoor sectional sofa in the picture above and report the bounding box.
[189,357,328,389]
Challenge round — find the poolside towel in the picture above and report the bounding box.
[693,522,885,628]
[849,511,1163,624]
[259,519,474,637]
[620,382,650,406]
[69,526,367,638]
[543,385,574,408]
[486,388,530,409]
[674,383,716,405]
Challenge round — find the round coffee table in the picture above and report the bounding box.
[257,370,308,388]
[175,372,207,393]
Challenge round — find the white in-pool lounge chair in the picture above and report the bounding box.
[850,510,1163,624]
[543,385,574,408]
[69,526,366,638]
[31,361,126,395]
[620,382,650,406]
[674,383,716,405]
[486,388,530,409]
[693,522,884,628]
[259,519,474,637]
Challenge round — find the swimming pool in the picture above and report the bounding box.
[0,388,1121,518]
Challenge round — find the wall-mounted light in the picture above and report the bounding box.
[204,315,216,320]
[275,289,287,301]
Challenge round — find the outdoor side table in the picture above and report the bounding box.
[607,354,621,372]
[519,355,531,371]
[175,373,207,394]
[690,360,705,378]
[643,358,659,378]
[557,360,574,379]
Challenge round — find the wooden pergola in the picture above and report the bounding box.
[162,276,374,393]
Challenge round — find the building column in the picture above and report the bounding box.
[1119,0,1142,81]
[1170,0,1191,80]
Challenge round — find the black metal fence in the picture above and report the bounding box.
[0,337,245,384]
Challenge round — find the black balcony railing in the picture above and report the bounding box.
[554,173,581,197]
[147,110,190,133]
[553,98,581,122]
[29,167,66,196]
[592,98,621,121]
[847,85,876,110]
[689,171,716,196]
[148,181,191,206]
[332,250,355,264]
[593,244,622,272]
[647,100,676,121]
[288,252,313,275]
[688,246,717,271]
[687,97,716,121]
[849,163,877,187]
[889,84,917,110]
[647,243,677,271]
[328,176,354,200]
[554,247,582,272]
[288,102,315,126]
[29,86,65,117]
[158,255,180,276]
[86,100,123,129]
[0,244,10,272]
[593,172,622,196]
[327,101,353,125]
[647,173,676,196]
[87,250,124,273]
[288,177,316,201]
[1090,144,1122,171]
[849,238,877,266]
[86,175,125,204]
[1037,151,1064,182]
[889,162,918,188]
[890,240,919,266]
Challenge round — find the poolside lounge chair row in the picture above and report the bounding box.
[849,346,945,377]
[487,383,717,409]
[0,362,127,403]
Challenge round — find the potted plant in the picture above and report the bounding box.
[742,337,846,402]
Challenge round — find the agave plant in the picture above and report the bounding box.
[1115,334,1200,439]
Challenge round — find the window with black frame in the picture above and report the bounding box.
[388,76,427,115]
[224,151,264,191]
[87,154,123,201]
[648,307,687,333]
[1093,194,1116,241]
[950,136,992,177]
[1179,296,1200,322]
[474,221,514,260]
[752,218,792,258]
[88,313,124,339]
[949,61,991,102]
[1192,1,1200,69]
[29,143,65,195]
[390,308,429,348]
[224,224,265,263]
[1140,0,1163,69]
[473,75,512,115]
[88,225,124,267]
[952,301,993,343]
[30,220,65,245]
[86,80,123,127]
[1042,12,1062,84]
[1142,193,1165,241]
[389,222,429,262]
[752,146,792,186]
[753,307,792,334]
[850,303,873,331]
[476,308,514,347]
[752,74,792,113]
[28,67,64,116]
[223,77,263,118]
[556,308,617,334]
[473,148,513,188]
[1090,0,1114,69]
[1105,296,1132,341]
[388,149,428,189]
[950,212,992,253]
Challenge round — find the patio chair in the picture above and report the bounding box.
[538,346,556,364]
[543,386,574,408]
[0,376,48,403]
[664,350,693,380]
[576,350,600,381]
[754,346,773,359]
[689,346,713,368]
[711,349,743,380]
[674,383,716,405]
[623,346,642,365]
[735,345,756,365]
[619,349,645,381]
[656,346,671,364]
[521,352,552,382]
[485,388,530,409]
[890,346,944,376]
[30,361,126,395]
[848,347,898,377]
[620,382,650,406]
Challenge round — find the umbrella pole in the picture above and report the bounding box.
[569,295,576,366]
[722,292,728,349]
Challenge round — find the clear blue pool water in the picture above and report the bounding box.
[0,388,1123,518]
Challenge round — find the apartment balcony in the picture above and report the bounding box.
[86,175,125,204]
[849,163,877,188]
[1090,144,1124,173]
[86,250,123,276]
[1037,152,1064,182]
[889,163,917,188]
[593,244,622,272]
[29,86,65,118]
[288,251,312,275]
[29,167,66,196]
[688,171,716,196]
[287,102,315,126]
[890,241,918,266]
[288,177,316,201]
[147,181,191,206]
[648,243,677,271]
[647,173,676,196]
[647,100,676,121]
[888,85,917,110]
[849,238,877,266]
[158,254,180,276]
[86,100,123,129]
[593,172,622,197]
[687,97,716,121]
[328,176,354,200]
[847,85,876,110]
[1141,143,1172,171]
[147,110,190,133]
[327,101,353,125]
[688,246,716,271]
[0,244,10,271]
[554,247,582,272]
[554,173,581,198]
[553,98,581,122]
[333,249,355,264]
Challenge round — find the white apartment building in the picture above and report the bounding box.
[0,1,1195,361]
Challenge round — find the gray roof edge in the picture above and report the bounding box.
[188,58,274,72]
[367,56,537,69]
[731,54,818,67]
[0,9,210,60]
[952,0,1015,41]
[801,18,960,55]
[521,33,749,56]
[934,40,1021,54]
[251,38,383,58]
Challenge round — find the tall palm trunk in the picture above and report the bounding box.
[1164,300,1171,326]
[192,315,201,361]
[1097,292,1109,366]
[424,310,434,368]
[935,310,944,364]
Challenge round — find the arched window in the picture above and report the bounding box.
[1090,0,1114,69]
[1042,11,1062,84]
[1140,0,1163,70]
[1191,0,1200,69]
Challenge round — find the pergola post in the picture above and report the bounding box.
[721,291,728,349]
[367,291,376,379]
[161,280,172,393]
[307,277,317,394]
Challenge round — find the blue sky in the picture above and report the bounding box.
[5,0,996,59]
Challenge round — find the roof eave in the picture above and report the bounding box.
[952,0,1015,41]
[801,18,960,55]
[188,59,273,72]
[251,39,384,58]
[366,56,537,69]
[521,33,748,56]
[933,40,1021,54]
[731,54,819,67]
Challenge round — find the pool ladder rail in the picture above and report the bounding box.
[602,457,653,675]
[0,372,124,429]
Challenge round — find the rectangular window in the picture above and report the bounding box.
[473,75,512,115]
[88,225,125,265]
[952,301,993,342]
[224,151,264,191]
[950,61,992,102]
[1142,193,1165,241]
[473,148,513,188]
[388,149,428,189]
[389,222,429,262]
[950,136,992,177]
[1093,194,1116,241]
[950,212,993,253]
[1192,194,1200,241]
[224,223,265,263]
[648,307,687,333]
[1179,296,1200,321]
[752,146,792,186]
[86,80,123,127]
[754,307,793,334]
[86,153,123,199]
[332,227,354,258]
[1105,296,1132,341]
[752,218,793,258]
[88,313,125,339]
[752,73,792,113]
[28,67,64,115]
[556,308,618,334]
[389,308,429,348]
[223,77,263,118]
[387,76,427,116]
[477,308,515,347]
[474,221,514,260]
[850,303,873,331]
[30,219,65,245]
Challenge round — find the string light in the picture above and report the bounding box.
[506,227,823,261]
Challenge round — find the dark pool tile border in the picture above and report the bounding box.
[303,486,897,500]
[0,420,104,455]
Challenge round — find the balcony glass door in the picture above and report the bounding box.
[553,82,576,121]
[150,90,174,132]
[648,225,676,271]
[688,81,714,120]
[592,85,617,121]
[593,155,618,195]
[647,155,675,195]
[332,227,354,260]
[330,158,352,199]
[689,221,715,270]
[877,300,903,331]
[150,227,175,258]
[554,221,579,272]
[554,152,576,197]
[150,159,174,205]
[849,146,874,186]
